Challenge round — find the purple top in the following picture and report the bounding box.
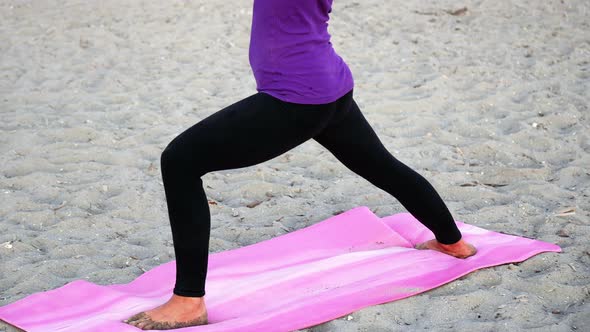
[249,0,354,104]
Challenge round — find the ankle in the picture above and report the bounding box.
[439,239,464,248]
[171,294,205,305]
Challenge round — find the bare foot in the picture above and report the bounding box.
[123,294,208,330]
[414,238,477,258]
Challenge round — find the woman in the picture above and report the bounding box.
[124,0,476,329]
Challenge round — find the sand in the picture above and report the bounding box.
[1,0,588,331]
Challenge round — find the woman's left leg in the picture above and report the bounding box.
[125,91,350,330]
[160,91,349,298]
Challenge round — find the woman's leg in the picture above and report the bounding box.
[125,91,353,329]
[312,95,463,245]
[160,91,349,298]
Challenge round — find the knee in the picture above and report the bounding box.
[160,141,207,177]
[161,142,186,174]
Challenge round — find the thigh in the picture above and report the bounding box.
[313,98,394,174]
[166,92,338,173]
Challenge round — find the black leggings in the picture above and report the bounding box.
[160,89,462,297]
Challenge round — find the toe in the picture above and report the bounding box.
[414,240,433,250]
[136,319,151,330]
[128,316,152,329]
[126,312,147,324]
[140,321,154,330]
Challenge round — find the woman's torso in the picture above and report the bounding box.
[249,0,354,104]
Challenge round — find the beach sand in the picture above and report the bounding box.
[1,0,588,331]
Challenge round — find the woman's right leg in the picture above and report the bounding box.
[312,95,465,245]
[160,91,347,298]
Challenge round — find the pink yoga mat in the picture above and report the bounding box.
[0,206,561,331]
